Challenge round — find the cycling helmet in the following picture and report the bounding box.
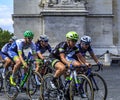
[80,35,91,44]
[66,31,79,41]
[11,36,17,41]
[24,30,34,38]
[39,34,49,42]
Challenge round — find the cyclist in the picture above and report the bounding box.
[49,31,90,89]
[76,35,103,67]
[28,34,52,72]
[8,30,39,86]
[35,34,52,72]
[0,36,17,78]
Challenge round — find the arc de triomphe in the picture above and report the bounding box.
[13,0,120,55]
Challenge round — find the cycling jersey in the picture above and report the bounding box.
[50,41,79,60]
[76,43,93,57]
[1,43,12,59]
[36,42,51,54]
[8,39,36,60]
[1,43,11,54]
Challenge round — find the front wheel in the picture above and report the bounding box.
[4,71,19,100]
[40,73,64,100]
[89,72,108,100]
[69,74,94,100]
[27,71,43,100]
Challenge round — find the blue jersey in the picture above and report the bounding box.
[35,42,51,54]
[8,39,36,54]
[1,43,11,54]
[76,43,93,57]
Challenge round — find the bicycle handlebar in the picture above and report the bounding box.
[91,64,103,72]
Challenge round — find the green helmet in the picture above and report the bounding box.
[24,30,34,38]
[66,31,79,41]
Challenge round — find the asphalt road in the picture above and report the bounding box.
[0,64,120,100]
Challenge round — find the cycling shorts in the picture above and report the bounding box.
[49,54,60,68]
[8,51,19,61]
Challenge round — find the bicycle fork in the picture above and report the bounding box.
[73,70,84,95]
[73,70,80,92]
[90,75,99,91]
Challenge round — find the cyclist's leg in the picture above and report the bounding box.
[66,56,82,67]
[8,51,21,85]
[50,58,66,89]
[1,54,12,78]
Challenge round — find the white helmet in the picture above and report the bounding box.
[11,36,17,41]
[39,34,49,42]
[80,35,91,44]
[9,36,17,41]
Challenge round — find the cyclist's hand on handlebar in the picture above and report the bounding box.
[97,62,103,71]
[85,62,91,68]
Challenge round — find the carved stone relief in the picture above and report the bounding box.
[39,0,88,8]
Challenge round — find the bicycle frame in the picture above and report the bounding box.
[64,69,81,92]
[17,59,35,89]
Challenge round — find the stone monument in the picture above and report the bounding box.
[13,0,120,55]
[39,0,88,46]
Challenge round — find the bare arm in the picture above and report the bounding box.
[37,52,44,60]
[76,53,90,66]
[89,52,99,63]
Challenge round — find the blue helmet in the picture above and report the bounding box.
[39,34,49,42]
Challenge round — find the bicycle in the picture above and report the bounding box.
[0,60,4,91]
[80,64,108,100]
[40,64,94,100]
[4,58,43,100]
[37,57,53,77]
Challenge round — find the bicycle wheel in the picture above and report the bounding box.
[0,73,3,91]
[40,73,64,100]
[69,74,94,100]
[27,71,43,100]
[89,72,108,100]
[4,71,19,100]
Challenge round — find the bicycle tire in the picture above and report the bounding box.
[69,74,94,100]
[40,73,64,100]
[89,72,108,100]
[0,73,3,91]
[27,71,43,100]
[4,71,19,100]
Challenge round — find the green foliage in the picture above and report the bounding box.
[0,28,13,49]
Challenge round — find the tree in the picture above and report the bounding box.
[0,28,13,49]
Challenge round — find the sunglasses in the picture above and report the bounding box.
[27,37,33,40]
[82,42,90,46]
[43,40,48,43]
[71,39,77,42]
